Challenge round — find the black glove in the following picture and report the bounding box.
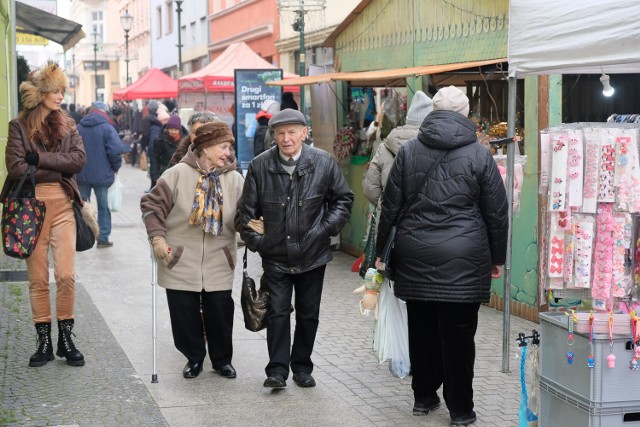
[25,152,39,166]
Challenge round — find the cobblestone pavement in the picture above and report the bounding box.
[0,164,538,426]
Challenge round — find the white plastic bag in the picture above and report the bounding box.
[107,175,123,212]
[373,280,392,363]
[387,285,411,379]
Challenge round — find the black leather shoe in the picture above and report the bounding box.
[292,372,316,388]
[413,398,440,416]
[450,410,476,426]
[214,363,237,378]
[183,361,203,379]
[263,374,287,388]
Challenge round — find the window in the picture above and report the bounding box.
[213,0,221,12]
[201,17,207,41]
[156,6,162,38]
[190,22,195,41]
[91,10,104,39]
[166,1,174,34]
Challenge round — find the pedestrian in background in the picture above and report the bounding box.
[76,101,123,248]
[376,85,508,426]
[169,110,219,167]
[150,114,187,187]
[141,121,244,379]
[253,99,280,157]
[236,109,354,389]
[1,61,87,367]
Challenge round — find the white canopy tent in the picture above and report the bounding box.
[499,0,640,372]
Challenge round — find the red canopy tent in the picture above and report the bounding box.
[178,42,299,93]
[113,68,178,101]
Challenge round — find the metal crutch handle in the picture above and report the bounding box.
[150,242,158,383]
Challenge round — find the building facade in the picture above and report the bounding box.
[116,0,152,89]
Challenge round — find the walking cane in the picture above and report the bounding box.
[150,243,159,383]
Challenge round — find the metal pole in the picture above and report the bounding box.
[176,0,183,77]
[298,9,305,114]
[501,75,517,373]
[125,31,130,130]
[94,43,98,101]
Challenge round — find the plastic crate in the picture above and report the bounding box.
[540,381,640,427]
[540,312,640,404]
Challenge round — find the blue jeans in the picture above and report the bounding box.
[78,184,111,242]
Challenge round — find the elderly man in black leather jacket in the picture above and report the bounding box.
[236,109,353,389]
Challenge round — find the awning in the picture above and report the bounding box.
[267,58,506,87]
[16,1,85,52]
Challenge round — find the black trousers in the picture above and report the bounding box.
[405,300,480,416]
[166,288,234,368]
[263,265,326,379]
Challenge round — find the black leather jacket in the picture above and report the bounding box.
[236,144,354,274]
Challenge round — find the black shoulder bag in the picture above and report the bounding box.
[379,150,447,280]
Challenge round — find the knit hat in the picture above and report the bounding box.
[261,99,281,116]
[166,114,182,130]
[147,100,158,115]
[193,121,234,150]
[19,61,68,110]
[405,91,433,126]
[432,85,470,117]
[91,101,110,112]
[269,108,306,129]
[157,109,170,125]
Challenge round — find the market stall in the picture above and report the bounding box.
[508,0,640,424]
[177,42,299,127]
[112,68,178,101]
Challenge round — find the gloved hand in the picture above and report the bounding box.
[25,152,39,166]
[247,216,264,235]
[151,236,172,265]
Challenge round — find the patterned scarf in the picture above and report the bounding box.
[189,168,223,235]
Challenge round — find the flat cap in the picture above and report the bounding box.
[269,108,306,129]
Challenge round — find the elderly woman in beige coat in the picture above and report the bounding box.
[141,121,244,379]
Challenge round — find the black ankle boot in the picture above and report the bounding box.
[56,319,85,366]
[29,322,55,367]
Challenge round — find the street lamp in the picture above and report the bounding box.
[175,0,183,76]
[90,32,101,101]
[277,0,326,115]
[120,9,133,86]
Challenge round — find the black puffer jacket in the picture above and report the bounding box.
[236,144,354,274]
[376,110,508,303]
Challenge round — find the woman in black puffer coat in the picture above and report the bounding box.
[376,86,508,426]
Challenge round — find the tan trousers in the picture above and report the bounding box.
[25,183,77,323]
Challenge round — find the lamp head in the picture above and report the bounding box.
[600,73,615,97]
[120,9,133,32]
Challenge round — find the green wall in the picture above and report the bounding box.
[0,0,13,186]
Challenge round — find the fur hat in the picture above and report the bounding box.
[166,115,182,130]
[432,85,470,117]
[157,109,170,125]
[193,121,234,150]
[405,91,433,126]
[19,61,67,110]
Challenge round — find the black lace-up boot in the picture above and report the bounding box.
[29,322,55,367]
[56,319,85,366]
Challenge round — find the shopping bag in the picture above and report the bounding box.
[240,248,269,332]
[74,201,97,251]
[387,283,411,378]
[1,166,46,259]
[139,150,148,171]
[108,175,123,212]
[372,279,392,364]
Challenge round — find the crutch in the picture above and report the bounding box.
[150,243,159,383]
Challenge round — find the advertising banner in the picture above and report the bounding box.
[234,69,282,171]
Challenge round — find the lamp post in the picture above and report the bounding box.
[175,0,183,76]
[120,9,133,86]
[90,32,101,101]
[277,0,326,115]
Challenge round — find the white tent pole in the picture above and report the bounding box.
[502,75,517,373]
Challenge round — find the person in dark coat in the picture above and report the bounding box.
[150,115,187,187]
[280,91,298,111]
[236,109,354,390]
[76,101,123,248]
[69,103,83,124]
[253,99,280,157]
[376,86,508,426]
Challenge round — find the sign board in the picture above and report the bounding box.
[16,1,56,46]
[234,69,283,170]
